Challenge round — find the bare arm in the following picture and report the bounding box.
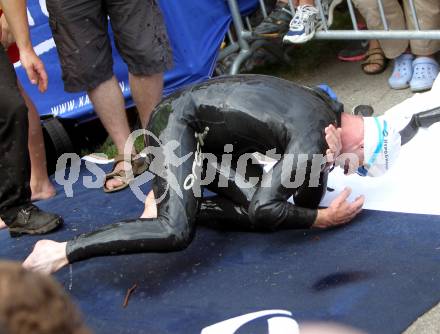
[0,0,48,91]
[0,0,31,51]
[249,125,363,230]
[249,154,322,230]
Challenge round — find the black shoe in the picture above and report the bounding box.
[8,205,63,237]
[254,3,292,38]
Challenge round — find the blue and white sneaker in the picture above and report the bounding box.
[283,5,320,44]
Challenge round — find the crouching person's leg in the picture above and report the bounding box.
[23,119,199,274]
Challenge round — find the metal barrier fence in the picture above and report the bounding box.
[220,0,440,74]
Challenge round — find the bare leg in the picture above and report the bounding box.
[129,72,163,129]
[88,76,135,190]
[141,190,157,218]
[24,116,199,274]
[18,83,56,201]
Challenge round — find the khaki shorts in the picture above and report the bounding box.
[46,0,173,92]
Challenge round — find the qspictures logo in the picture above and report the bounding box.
[54,130,362,203]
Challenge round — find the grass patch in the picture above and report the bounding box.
[91,132,145,159]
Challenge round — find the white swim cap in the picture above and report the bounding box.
[358,116,401,177]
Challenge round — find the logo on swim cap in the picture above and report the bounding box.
[358,116,401,177]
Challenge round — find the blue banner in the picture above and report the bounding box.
[15,0,258,122]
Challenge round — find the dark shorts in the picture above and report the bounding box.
[46,0,173,92]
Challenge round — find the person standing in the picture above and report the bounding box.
[45,0,173,193]
[353,0,440,92]
[0,0,62,236]
[0,10,56,202]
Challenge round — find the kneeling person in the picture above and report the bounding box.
[23,75,402,274]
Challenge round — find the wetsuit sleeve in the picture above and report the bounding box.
[248,154,325,230]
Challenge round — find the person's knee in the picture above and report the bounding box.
[168,226,193,251]
[162,214,194,251]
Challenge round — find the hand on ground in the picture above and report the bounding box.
[314,187,364,229]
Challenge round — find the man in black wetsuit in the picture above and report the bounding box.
[23,74,403,274]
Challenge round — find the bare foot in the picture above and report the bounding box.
[0,217,7,230]
[31,180,56,201]
[105,160,131,191]
[141,190,157,218]
[23,240,69,274]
